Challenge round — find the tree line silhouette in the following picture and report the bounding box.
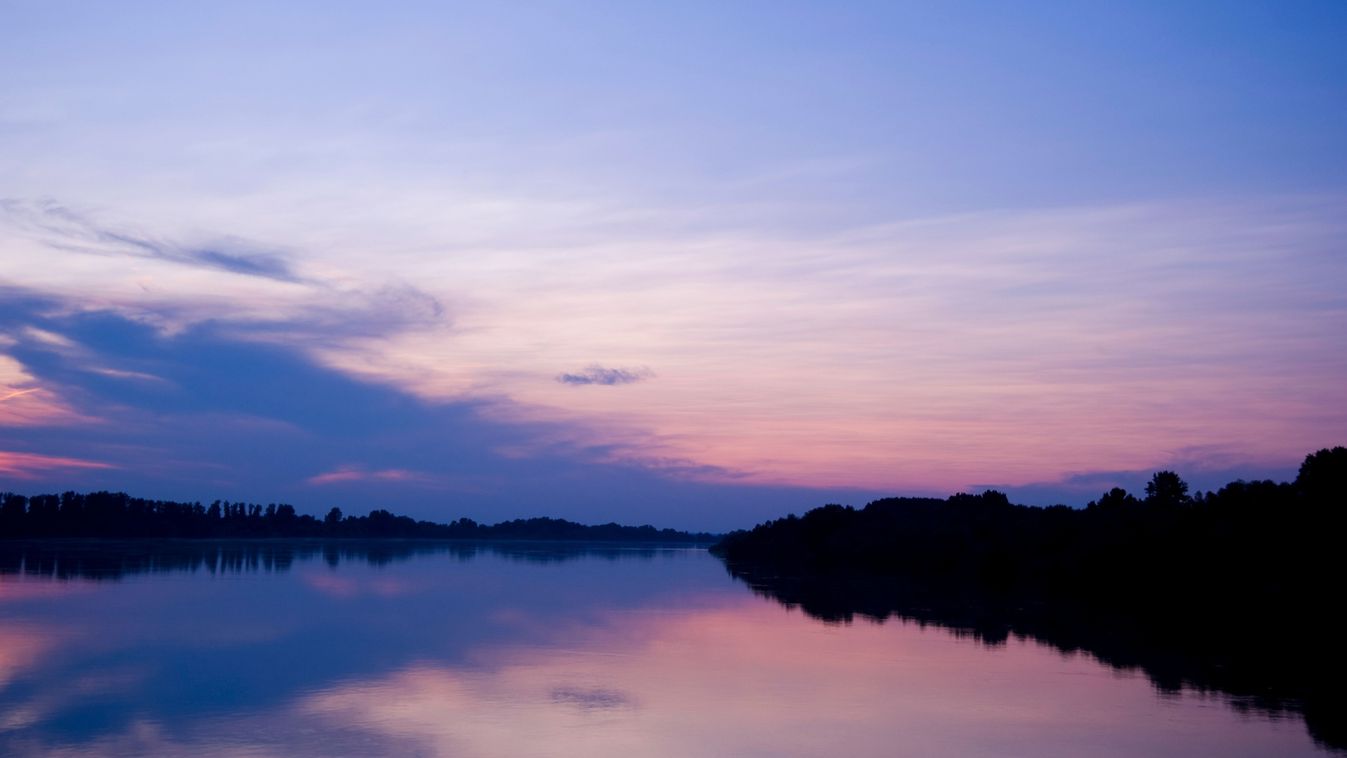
[712,446,1347,751]
[712,447,1345,603]
[0,491,717,543]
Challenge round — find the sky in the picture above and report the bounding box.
[1,1,1345,530]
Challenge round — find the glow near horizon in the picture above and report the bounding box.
[1,1,1346,516]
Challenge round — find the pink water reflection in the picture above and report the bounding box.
[0,576,97,602]
[300,599,1318,758]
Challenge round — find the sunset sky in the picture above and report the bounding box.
[2,1,1345,529]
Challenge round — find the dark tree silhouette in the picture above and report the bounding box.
[710,446,1347,752]
[0,492,717,543]
[1088,487,1138,510]
[1297,446,1347,502]
[1143,470,1190,506]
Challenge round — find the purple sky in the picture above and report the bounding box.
[2,2,1345,529]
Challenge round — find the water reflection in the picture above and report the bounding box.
[0,543,1335,756]
[722,560,1347,753]
[0,540,668,582]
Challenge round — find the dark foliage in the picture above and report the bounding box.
[711,447,1347,751]
[0,491,717,543]
[712,448,1346,602]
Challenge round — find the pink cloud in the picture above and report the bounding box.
[0,450,114,479]
[2,353,99,428]
[305,466,430,486]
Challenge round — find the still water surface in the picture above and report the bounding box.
[0,542,1330,756]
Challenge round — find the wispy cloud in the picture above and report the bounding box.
[0,450,114,478]
[86,367,169,384]
[3,195,1344,504]
[306,466,433,487]
[2,199,302,283]
[217,283,447,346]
[0,203,448,360]
[0,354,93,427]
[0,388,39,403]
[556,366,653,386]
[18,326,75,349]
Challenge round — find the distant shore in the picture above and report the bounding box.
[0,491,719,543]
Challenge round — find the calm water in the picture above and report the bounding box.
[0,542,1332,757]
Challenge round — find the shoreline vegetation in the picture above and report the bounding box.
[712,446,1346,600]
[710,446,1347,751]
[3,448,1343,747]
[0,493,718,544]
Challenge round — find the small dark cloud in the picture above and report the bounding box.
[556,365,652,386]
[550,686,633,710]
